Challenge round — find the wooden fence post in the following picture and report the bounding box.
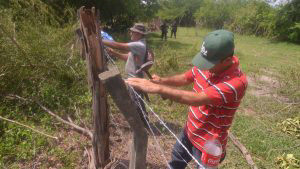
[99,67,148,169]
[78,7,109,168]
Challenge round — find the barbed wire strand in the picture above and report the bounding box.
[130,86,205,169]
[104,47,116,65]
[133,90,195,169]
[133,91,172,168]
[105,49,204,169]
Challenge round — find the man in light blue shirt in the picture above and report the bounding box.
[103,23,147,78]
[103,23,149,126]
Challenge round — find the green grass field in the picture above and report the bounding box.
[145,27,300,169]
[1,27,299,169]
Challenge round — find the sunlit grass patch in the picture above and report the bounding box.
[147,27,300,168]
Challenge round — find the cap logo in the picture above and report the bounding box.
[201,42,208,57]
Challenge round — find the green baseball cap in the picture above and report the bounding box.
[192,30,234,70]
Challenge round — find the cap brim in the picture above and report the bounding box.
[192,52,216,70]
[130,28,147,35]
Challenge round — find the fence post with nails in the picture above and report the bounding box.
[99,67,148,169]
[78,6,110,168]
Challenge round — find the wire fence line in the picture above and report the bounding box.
[104,49,205,168]
[133,90,171,169]
[132,86,195,169]
[130,86,204,169]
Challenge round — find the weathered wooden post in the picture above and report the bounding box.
[78,7,109,168]
[99,67,148,169]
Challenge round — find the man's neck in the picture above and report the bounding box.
[209,61,233,76]
[132,37,143,42]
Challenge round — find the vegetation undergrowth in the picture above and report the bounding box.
[0,2,91,168]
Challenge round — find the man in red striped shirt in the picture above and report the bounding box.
[126,30,248,169]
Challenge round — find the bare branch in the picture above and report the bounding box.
[0,115,58,140]
[7,94,93,139]
[74,105,90,130]
[229,131,258,169]
[36,101,93,139]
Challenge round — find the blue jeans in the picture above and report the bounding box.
[168,130,225,169]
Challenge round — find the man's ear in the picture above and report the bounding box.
[222,56,233,63]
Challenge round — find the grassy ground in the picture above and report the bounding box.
[144,27,300,169]
[1,27,299,169]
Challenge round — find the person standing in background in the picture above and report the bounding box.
[170,20,178,39]
[160,21,168,41]
[102,23,149,127]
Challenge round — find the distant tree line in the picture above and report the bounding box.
[157,0,300,43]
[0,0,159,31]
[43,0,160,31]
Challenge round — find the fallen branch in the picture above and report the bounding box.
[7,94,93,139]
[74,105,89,130]
[0,115,58,140]
[36,101,93,139]
[228,131,258,169]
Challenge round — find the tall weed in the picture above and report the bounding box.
[0,4,90,166]
[278,64,300,102]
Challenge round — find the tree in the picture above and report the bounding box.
[194,0,233,29]
[157,0,203,26]
[139,0,160,22]
[273,0,300,42]
[227,0,275,35]
[41,0,159,31]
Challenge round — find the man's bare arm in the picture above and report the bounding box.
[106,48,129,61]
[103,40,130,51]
[159,86,211,106]
[125,78,211,106]
[151,73,192,87]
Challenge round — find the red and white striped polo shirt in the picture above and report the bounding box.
[184,56,248,156]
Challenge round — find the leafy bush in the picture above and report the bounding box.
[272,0,300,43]
[0,0,91,166]
[152,44,180,75]
[278,117,300,139]
[227,0,276,36]
[276,154,300,169]
[194,0,232,29]
[192,0,300,43]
